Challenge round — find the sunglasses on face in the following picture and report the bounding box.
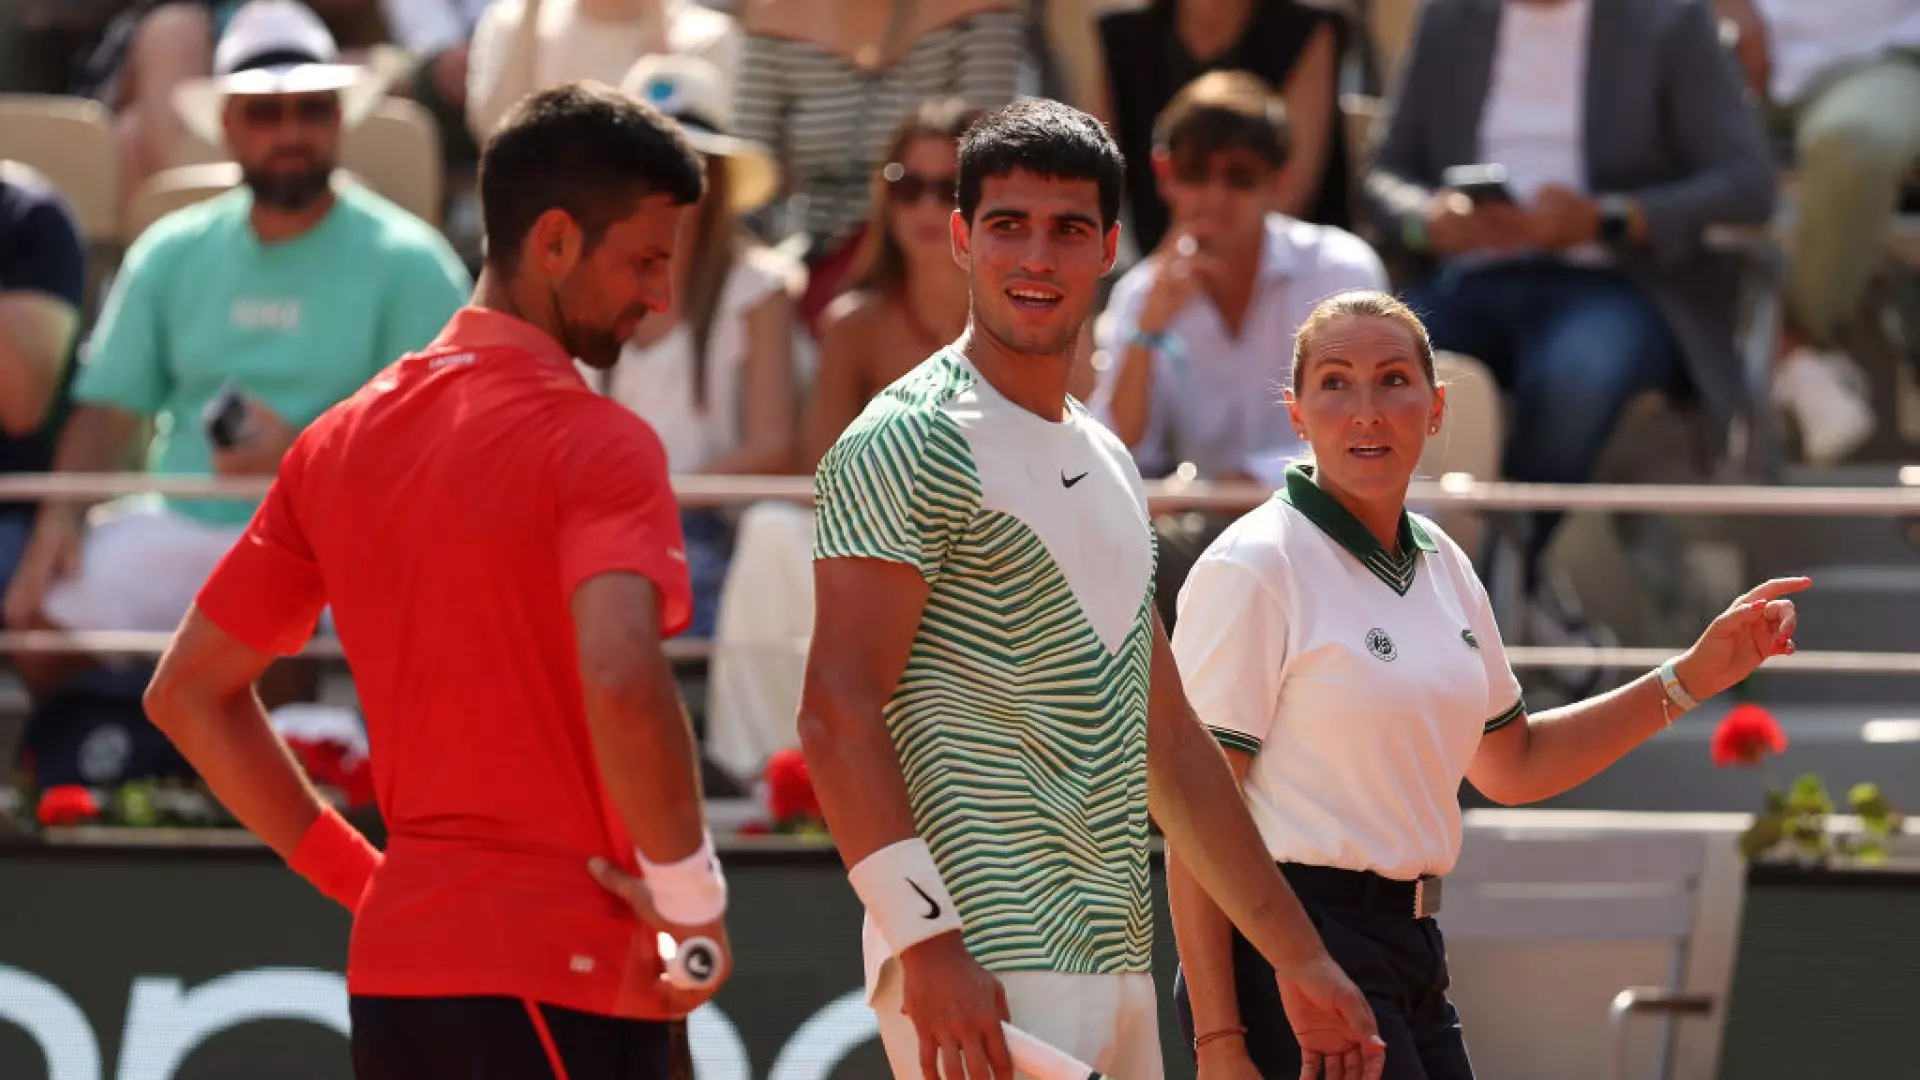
[236,95,340,128]
[1170,157,1272,192]
[883,162,958,206]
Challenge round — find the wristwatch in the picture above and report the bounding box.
[1657,658,1699,718]
[1598,195,1637,249]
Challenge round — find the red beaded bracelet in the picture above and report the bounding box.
[1194,1026,1249,1051]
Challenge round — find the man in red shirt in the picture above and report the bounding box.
[143,82,728,1079]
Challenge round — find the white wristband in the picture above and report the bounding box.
[848,838,964,955]
[636,831,727,927]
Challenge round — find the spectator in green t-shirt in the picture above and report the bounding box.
[3,1,470,699]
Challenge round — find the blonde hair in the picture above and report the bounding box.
[1291,289,1436,391]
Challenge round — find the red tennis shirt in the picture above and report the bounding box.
[196,307,693,1019]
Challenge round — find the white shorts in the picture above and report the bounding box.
[44,500,244,634]
[871,960,1165,1080]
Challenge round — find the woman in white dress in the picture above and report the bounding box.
[1165,289,1806,1080]
[588,53,805,636]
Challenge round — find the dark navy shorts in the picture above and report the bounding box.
[350,996,679,1080]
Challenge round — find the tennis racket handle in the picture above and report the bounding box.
[656,932,723,991]
[1002,1023,1105,1080]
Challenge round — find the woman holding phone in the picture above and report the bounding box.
[1165,289,1804,1080]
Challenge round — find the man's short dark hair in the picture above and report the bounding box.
[478,81,705,273]
[1152,71,1291,169]
[957,99,1124,229]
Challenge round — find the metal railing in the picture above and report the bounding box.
[1,471,1916,675]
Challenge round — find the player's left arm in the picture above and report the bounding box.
[1144,611,1323,971]
[145,442,378,910]
[1146,611,1386,1076]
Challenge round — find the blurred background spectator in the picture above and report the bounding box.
[379,0,491,173]
[1718,0,1920,464]
[2,0,468,707]
[799,96,982,472]
[1097,0,1351,255]
[1094,71,1383,624]
[1364,0,1776,691]
[465,0,741,144]
[0,165,85,599]
[706,98,982,786]
[71,2,234,231]
[733,0,1025,333]
[585,54,803,637]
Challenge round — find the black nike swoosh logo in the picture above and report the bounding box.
[907,877,941,919]
[1062,471,1088,488]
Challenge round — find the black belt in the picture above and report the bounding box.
[1280,863,1443,919]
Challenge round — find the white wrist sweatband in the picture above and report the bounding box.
[637,831,728,926]
[848,838,964,954]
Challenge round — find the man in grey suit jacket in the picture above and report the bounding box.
[1364,0,1775,612]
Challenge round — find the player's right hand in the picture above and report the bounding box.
[895,930,1014,1080]
[4,510,82,629]
[587,857,735,1015]
[1275,951,1387,1080]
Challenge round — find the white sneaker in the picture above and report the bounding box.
[1772,347,1875,465]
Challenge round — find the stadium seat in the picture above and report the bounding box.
[174,97,445,227]
[341,97,444,227]
[0,94,119,247]
[125,161,241,244]
[1419,351,1503,561]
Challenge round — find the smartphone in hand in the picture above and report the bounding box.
[202,381,250,450]
[1442,163,1516,207]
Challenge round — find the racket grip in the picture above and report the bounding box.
[657,932,722,991]
[1002,1023,1104,1080]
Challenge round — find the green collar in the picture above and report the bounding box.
[1279,465,1435,596]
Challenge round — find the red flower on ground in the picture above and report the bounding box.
[1711,703,1788,767]
[287,737,376,809]
[37,785,99,827]
[764,748,821,823]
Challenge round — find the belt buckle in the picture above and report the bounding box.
[1413,876,1443,918]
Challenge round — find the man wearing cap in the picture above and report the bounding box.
[3,0,470,702]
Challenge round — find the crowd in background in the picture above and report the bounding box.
[1,0,1918,795]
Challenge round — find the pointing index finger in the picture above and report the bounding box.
[1735,577,1812,606]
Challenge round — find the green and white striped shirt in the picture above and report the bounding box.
[814,349,1157,975]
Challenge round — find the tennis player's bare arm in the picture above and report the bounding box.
[1146,613,1387,1079]
[572,571,733,1008]
[145,609,337,856]
[1163,748,1258,1070]
[572,572,708,865]
[798,556,1014,1080]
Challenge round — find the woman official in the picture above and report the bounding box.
[1165,290,1804,1080]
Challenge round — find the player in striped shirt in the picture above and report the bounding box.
[800,99,1385,1080]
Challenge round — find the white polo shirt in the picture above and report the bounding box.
[1170,466,1525,880]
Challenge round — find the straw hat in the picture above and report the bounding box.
[173,0,393,148]
[622,54,780,214]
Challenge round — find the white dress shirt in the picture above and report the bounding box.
[1094,213,1386,481]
